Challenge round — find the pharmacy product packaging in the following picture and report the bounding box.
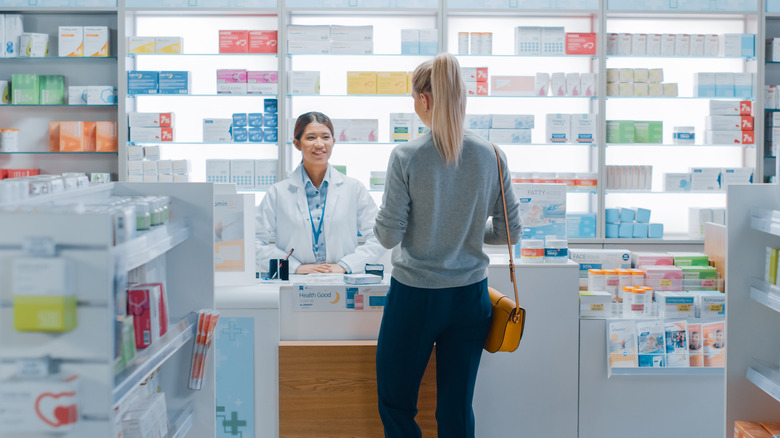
[247,71,278,95]
[488,129,532,144]
[39,75,65,105]
[721,167,753,187]
[688,322,704,367]
[715,72,735,97]
[664,320,690,368]
[254,159,277,189]
[290,71,320,95]
[58,26,83,57]
[143,145,161,161]
[546,114,570,143]
[219,30,248,53]
[249,30,276,53]
[127,284,162,349]
[579,290,612,318]
[734,72,753,98]
[661,34,676,56]
[158,71,190,94]
[535,73,550,96]
[461,67,488,82]
[673,252,710,267]
[606,33,618,55]
[86,85,115,104]
[347,72,377,94]
[172,159,191,175]
[390,113,414,142]
[11,74,39,105]
[377,72,408,95]
[636,320,666,368]
[702,320,725,367]
[690,34,705,56]
[541,27,564,55]
[644,265,683,291]
[229,159,254,189]
[664,172,691,191]
[3,15,24,57]
[705,34,720,56]
[287,40,329,54]
[705,115,753,131]
[401,29,420,55]
[565,33,596,55]
[206,159,230,184]
[580,73,596,96]
[130,127,174,143]
[512,183,566,242]
[551,72,566,96]
[646,34,662,55]
[127,71,159,95]
[142,160,157,176]
[631,33,647,56]
[689,207,713,238]
[217,69,247,94]
[12,257,77,332]
[566,72,581,96]
[709,99,752,115]
[287,25,330,41]
[491,114,534,129]
[203,118,233,143]
[491,76,534,96]
[723,33,754,57]
[20,33,49,57]
[333,119,378,142]
[656,291,695,319]
[155,36,182,54]
[617,33,632,55]
[566,213,596,238]
[465,81,488,96]
[96,121,117,152]
[571,114,596,143]
[705,130,754,145]
[694,291,725,319]
[330,40,372,54]
[157,160,173,175]
[608,320,637,368]
[83,26,108,57]
[0,80,9,104]
[515,26,541,55]
[127,36,155,54]
[675,33,690,56]
[129,112,174,128]
[0,375,80,432]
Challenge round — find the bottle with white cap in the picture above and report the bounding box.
[544,236,569,263]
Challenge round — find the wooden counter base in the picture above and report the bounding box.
[279,340,437,437]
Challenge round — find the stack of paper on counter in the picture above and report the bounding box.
[608,320,637,368]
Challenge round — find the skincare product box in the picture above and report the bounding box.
[142,160,158,175]
[644,265,683,291]
[127,145,144,161]
[655,291,696,319]
[661,34,676,56]
[709,99,752,115]
[247,71,278,94]
[347,72,377,95]
[705,34,720,56]
[551,72,566,96]
[229,159,254,189]
[690,34,705,56]
[723,33,754,57]
[287,25,330,41]
[3,15,24,57]
[675,34,690,56]
[377,72,408,95]
[646,34,661,55]
[535,72,550,96]
[664,173,692,191]
[541,27,564,55]
[401,29,420,55]
[20,33,48,57]
[232,128,248,142]
[39,75,65,105]
[217,69,247,94]
[565,33,596,55]
[155,36,182,54]
[491,114,534,129]
[515,26,541,55]
[606,33,618,55]
[11,74,39,105]
[130,127,174,143]
[715,72,735,97]
[86,85,115,104]
[264,128,278,142]
[290,71,320,95]
[491,76,534,96]
[206,159,230,183]
[58,26,83,57]
[288,40,330,54]
[566,73,581,96]
[513,183,566,241]
[572,114,596,144]
[567,213,597,238]
[706,115,754,131]
[579,290,612,318]
[462,67,488,82]
[219,30,249,53]
[694,72,716,97]
[143,145,160,160]
[249,30,276,53]
[330,40,373,54]
[127,71,159,95]
[203,118,233,143]
[96,121,117,151]
[694,291,725,318]
[83,26,109,57]
[580,73,596,96]
[488,129,532,144]
[570,248,631,285]
[631,33,647,56]
[158,71,190,94]
[390,113,414,142]
[419,29,438,55]
[129,112,174,128]
[248,127,263,142]
[617,33,632,55]
[689,167,721,190]
[465,82,488,96]
[734,72,753,98]
[172,159,190,175]
[333,119,378,142]
[128,36,155,54]
[546,114,571,143]
[12,257,76,332]
[721,167,753,187]
[254,159,277,189]
[704,130,754,145]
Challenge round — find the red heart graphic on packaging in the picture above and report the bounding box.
[35,392,77,428]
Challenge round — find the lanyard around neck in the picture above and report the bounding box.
[303,170,327,257]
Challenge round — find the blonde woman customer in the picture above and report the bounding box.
[373,53,523,438]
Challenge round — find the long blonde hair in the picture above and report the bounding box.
[411,53,466,166]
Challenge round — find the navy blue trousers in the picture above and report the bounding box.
[376,277,492,438]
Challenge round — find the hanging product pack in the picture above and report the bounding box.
[483,145,527,353]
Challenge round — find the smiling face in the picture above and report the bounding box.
[294,121,334,171]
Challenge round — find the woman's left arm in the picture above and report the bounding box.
[338,184,387,273]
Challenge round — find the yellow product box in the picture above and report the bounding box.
[127,36,155,54]
[84,26,109,57]
[155,36,182,54]
[408,72,412,94]
[58,26,83,57]
[377,72,408,95]
[12,257,77,333]
[59,121,84,152]
[347,71,377,95]
[14,295,78,332]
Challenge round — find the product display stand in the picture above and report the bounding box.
[725,184,780,430]
[0,182,215,438]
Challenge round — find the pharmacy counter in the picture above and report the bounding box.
[215,259,580,438]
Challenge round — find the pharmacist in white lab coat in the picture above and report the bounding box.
[255,111,386,274]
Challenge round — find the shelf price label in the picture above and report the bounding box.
[590,304,604,311]
[659,279,672,287]
[677,304,691,312]
[709,305,724,312]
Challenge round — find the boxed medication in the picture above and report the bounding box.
[664,172,692,191]
[331,40,373,54]
[655,291,696,318]
[734,72,753,98]
[232,113,247,127]
[158,71,190,94]
[377,72,408,95]
[632,251,673,268]
[535,73,550,96]
[247,71,278,95]
[229,159,254,189]
[390,113,414,142]
[580,73,596,96]
[462,67,488,82]
[546,114,570,143]
[606,68,619,83]
[248,127,264,142]
[631,33,647,56]
[705,130,754,145]
[709,99,752,115]
[129,112,174,128]
[155,36,182,54]
[579,290,612,318]
[96,121,117,151]
[217,69,247,94]
[566,213,596,238]
[370,170,386,190]
[723,33,754,57]
[648,68,663,83]
[633,68,649,83]
[633,83,648,97]
[219,30,249,53]
[491,114,533,129]
[491,76,534,96]
[347,72,377,94]
[333,119,378,142]
[232,128,248,142]
[203,118,233,143]
[513,183,566,241]
[661,34,676,56]
[3,15,24,57]
[646,34,662,56]
[254,159,277,189]
[20,33,49,57]
[551,72,566,96]
[680,266,717,280]
[675,33,690,56]
[157,160,173,175]
[401,29,419,55]
[248,113,263,127]
[689,207,714,238]
[172,159,190,175]
[83,26,109,57]
[541,27,564,55]
[715,72,735,97]
[705,34,720,56]
[288,40,330,54]
[569,248,631,284]
[571,114,596,144]
[11,74,39,105]
[59,121,84,152]
[694,72,716,97]
[206,159,230,183]
[130,127,174,143]
[263,112,278,127]
[127,36,155,54]
[618,82,633,97]
[127,71,159,94]
[86,85,115,104]
[515,26,541,55]
[488,129,531,144]
[617,33,632,55]
[673,252,710,267]
[264,128,278,142]
[721,167,753,186]
[58,26,83,57]
[127,145,144,161]
[330,25,372,41]
[690,167,721,190]
[565,33,596,55]
[606,33,618,55]
[249,30,276,54]
[644,265,683,291]
[690,34,705,56]
[142,160,158,175]
[290,71,320,95]
[144,145,161,160]
[705,115,753,131]
[39,75,65,105]
[693,290,725,318]
[287,24,330,41]
[264,98,277,113]
[465,82,488,96]
[566,73,581,96]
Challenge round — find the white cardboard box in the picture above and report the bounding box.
[290,71,320,95]
[546,114,571,143]
[58,26,83,57]
[83,26,109,57]
[332,119,378,142]
[206,159,230,184]
[203,118,233,143]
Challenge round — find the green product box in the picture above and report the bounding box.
[673,252,710,267]
[681,265,718,279]
[606,120,634,144]
[11,74,40,105]
[648,121,663,143]
[39,75,65,105]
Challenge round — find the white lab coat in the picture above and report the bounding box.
[255,164,386,274]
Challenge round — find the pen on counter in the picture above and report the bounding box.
[271,248,294,280]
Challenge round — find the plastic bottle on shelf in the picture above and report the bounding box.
[588,269,605,291]
[544,237,568,263]
[604,269,619,302]
[520,239,545,263]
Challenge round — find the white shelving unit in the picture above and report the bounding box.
[726,184,780,432]
[0,182,215,438]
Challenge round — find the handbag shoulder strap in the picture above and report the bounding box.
[492,144,521,322]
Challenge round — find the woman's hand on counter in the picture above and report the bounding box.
[296,263,347,274]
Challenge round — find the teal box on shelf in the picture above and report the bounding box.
[264,113,278,128]
[264,98,278,113]
[619,208,635,223]
[128,71,159,94]
[264,128,278,142]
[248,127,263,142]
[566,213,596,238]
[605,208,619,224]
[633,223,649,238]
[248,113,263,127]
[648,223,664,238]
[606,223,619,238]
[158,71,190,94]
[618,223,633,238]
[233,128,248,142]
[635,207,651,223]
[233,113,248,128]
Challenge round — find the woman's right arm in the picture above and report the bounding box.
[485,148,523,245]
[374,150,410,249]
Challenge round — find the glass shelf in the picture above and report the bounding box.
[127,141,276,145]
[283,141,597,146]
[746,362,780,404]
[610,367,724,376]
[607,55,754,60]
[287,52,433,57]
[607,143,752,147]
[749,279,780,314]
[605,9,758,15]
[606,190,726,194]
[0,151,118,155]
[2,104,117,107]
[128,94,274,98]
[606,96,754,100]
[288,94,596,98]
[0,56,117,60]
[750,212,780,236]
[128,53,277,57]
[456,53,597,58]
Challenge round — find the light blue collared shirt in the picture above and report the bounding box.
[302,168,352,273]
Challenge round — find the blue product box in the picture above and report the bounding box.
[402,41,420,55]
[605,208,620,224]
[715,82,734,98]
[619,208,635,223]
[618,223,633,238]
[632,223,649,238]
[566,213,596,238]
[263,113,278,128]
[648,223,664,238]
[233,113,248,128]
[606,223,619,238]
[233,127,248,142]
[248,128,264,142]
[742,34,755,57]
[264,128,278,143]
[635,207,651,223]
[248,113,263,127]
[127,71,158,94]
[264,98,278,113]
[157,71,190,94]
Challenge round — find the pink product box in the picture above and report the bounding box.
[632,251,674,268]
[248,71,278,83]
[643,265,683,291]
[218,69,247,83]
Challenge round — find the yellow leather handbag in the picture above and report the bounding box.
[483,145,526,353]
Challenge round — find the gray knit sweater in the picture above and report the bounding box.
[374,130,523,289]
